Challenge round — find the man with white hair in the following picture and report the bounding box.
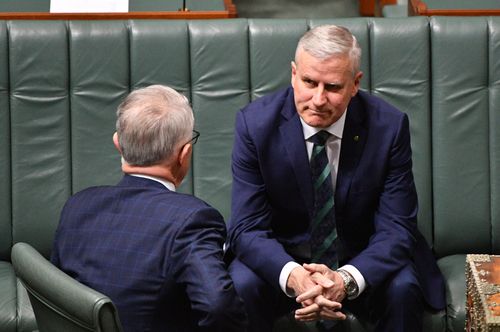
[227,25,445,331]
[52,85,247,332]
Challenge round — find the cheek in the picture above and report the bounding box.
[328,93,350,107]
[295,88,313,104]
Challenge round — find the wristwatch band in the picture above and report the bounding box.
[337,269,359,299]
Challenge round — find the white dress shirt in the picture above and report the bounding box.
[278,111,366,299]
[128,173,176,192]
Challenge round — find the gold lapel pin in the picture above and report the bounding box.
[354,135,360,142]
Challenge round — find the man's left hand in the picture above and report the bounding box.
[299,263,346,302]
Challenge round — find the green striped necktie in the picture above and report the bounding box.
[309,130,338,269]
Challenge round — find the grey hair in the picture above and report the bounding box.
[116,85,193,166]
[295,25,361,75]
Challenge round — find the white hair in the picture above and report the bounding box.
[295,25,361,75]
[116,85,193,166]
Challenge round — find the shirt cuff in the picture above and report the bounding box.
[279,261,302,297]
[338,264,366,299]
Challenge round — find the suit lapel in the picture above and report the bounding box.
[336,94,367,213]
[279,93,314,218]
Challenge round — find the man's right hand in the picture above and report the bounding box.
[286,265,333,300]
[303,263,346,302]
[287,265,345,322]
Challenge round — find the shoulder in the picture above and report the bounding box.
[168,191,218,211]
[236,86,295,137]
[64,184,222,221]
[158,192,226,225]
[240,86,293,118]
[62,185,112,208]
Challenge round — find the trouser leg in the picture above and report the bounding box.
[228,258,297,332]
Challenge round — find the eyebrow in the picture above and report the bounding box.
[301,75,343,89]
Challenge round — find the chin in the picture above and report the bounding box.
[304,116,333,128]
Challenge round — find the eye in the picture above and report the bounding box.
[303,78,317,87]
[325,83,342,92]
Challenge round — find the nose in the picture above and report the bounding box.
[312,85,327,106]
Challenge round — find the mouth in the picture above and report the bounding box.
[306,108,328,115]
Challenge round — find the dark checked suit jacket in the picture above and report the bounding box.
[227,86,445,310]
[52,175,247,332]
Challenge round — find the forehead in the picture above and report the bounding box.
[295,51,352,80]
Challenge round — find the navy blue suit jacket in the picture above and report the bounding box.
[52,175,247,332]
[228,86,445,310]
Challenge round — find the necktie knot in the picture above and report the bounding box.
[310,130,331,146]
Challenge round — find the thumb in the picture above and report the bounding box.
[303,263,327,274]
[311,272,334,288]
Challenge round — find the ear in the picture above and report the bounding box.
[113,132,122,154]
[351,71,363,97]
[178,143,192,168]
[291,61,297,86]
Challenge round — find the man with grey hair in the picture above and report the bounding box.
[52,85,247,332]
[227,25,445,331]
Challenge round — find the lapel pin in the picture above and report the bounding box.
[353,135,360,142]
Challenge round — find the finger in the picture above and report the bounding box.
[295,303,320,316]
[294,308,320,321]
[310,272,334,289]
[313,295,342,310]
[295,312,320,322]
[318,308,347,321]
[302,263,326,273]
[296,284,323,303]
[295,315,318,322]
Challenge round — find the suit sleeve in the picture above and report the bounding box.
[170,206,248,332]
[50,199,71,267]
[349,113,419,288]
[227,110,295,289]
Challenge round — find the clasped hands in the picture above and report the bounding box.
[287,263,347,322]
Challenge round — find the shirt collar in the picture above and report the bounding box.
[300,109,347,141]
[128,174,176,192]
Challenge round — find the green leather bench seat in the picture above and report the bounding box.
[0,17,499,331]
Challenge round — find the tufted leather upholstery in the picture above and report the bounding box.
[11,242,122,332]
[1,17,499,331]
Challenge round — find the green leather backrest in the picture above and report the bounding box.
[9,21,72,260]
[490,18,500,254]
[189,20,250,219]
[0,18,499,260]
[0,22,10,260]
[431,17,500,256]
[68,21,128,193]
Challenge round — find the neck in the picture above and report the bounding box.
[122,163,182,187]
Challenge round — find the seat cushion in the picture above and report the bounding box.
[0,261,37,332]
[0,262,19,332]
[16,278,37,332]
[437,255,466,332]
